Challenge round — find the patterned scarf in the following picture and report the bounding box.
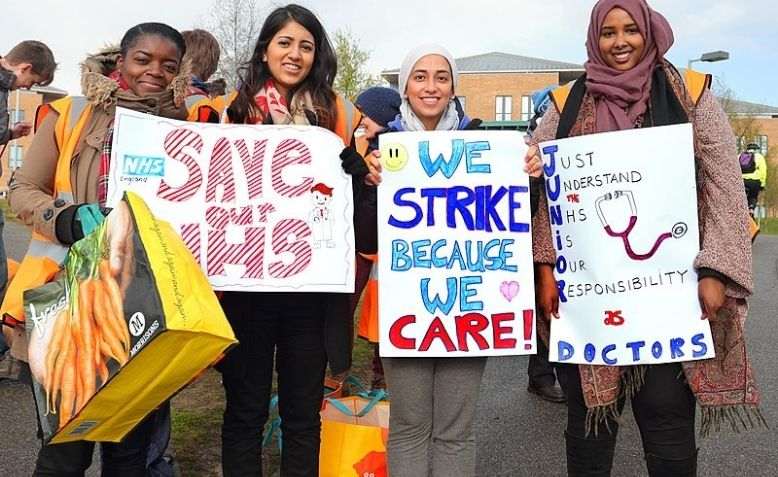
[248,79,315,126]
[564,63,766,437]
[96,123,114,207]
[95,69,126,207]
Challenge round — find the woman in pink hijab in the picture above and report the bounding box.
[526,0,763,475]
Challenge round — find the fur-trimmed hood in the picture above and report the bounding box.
[80,45,190,116]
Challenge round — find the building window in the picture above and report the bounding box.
[739,135,769,155]
[9,144,23,170]
[457,96,466,114]
[9,109,24,124]
[495,96,512,121]
[521,95,533,121]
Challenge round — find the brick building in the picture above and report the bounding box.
[381,52,584,128]
[1,85,68,197]
[723,98,778,158]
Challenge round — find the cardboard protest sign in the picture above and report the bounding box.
[540,123,714,366]
[107,107,355,293]
[377,131,536,358]
[26,192,236,443]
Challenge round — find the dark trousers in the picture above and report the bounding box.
[219,292,327,477]
[744,179,761,211]
[33,412,156,477]
[528,337,557,387]
[558,363,696,475]
[348,254,384,385]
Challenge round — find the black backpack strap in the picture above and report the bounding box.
[555,75,588,139]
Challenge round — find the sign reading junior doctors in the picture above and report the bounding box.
[541,123,714,366]
[377,131,536,358]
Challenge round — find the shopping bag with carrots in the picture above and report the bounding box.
[25,192,236,444]
[319,382,389,477]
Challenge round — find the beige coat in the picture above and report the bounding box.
[5,48,188,361]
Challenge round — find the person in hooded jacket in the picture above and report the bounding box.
[6,22,191,477]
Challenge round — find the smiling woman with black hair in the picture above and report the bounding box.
[5,22,191,477]
[220,4,366,476]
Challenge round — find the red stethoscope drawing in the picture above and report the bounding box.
[595,190,687,261]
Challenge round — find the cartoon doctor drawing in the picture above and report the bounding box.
[309,182,336,249]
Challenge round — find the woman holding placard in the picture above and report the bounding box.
[364,44,544,477]
[525,0,763,475]
[221,4,367,476]
[8,22,192,476]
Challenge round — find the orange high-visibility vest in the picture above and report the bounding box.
[550,69,711,114]
[2,96,92,322]
[356,254,379,343]
[185,94,220,123]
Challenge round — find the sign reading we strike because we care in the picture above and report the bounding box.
[541,123,714,366]
[107,107,355,293]
[377,131,536,358]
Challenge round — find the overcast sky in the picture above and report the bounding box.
[2,0,776,106]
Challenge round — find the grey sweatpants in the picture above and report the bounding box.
[382,357,487,477]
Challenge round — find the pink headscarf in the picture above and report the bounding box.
[584,0,674,132]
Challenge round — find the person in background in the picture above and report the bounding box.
[345,86,401,390]
[741,142,767,214]
[523,86,566,404]
[180,29,224,123]
[0,40,56,371]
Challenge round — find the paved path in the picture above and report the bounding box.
[1,220,777,475]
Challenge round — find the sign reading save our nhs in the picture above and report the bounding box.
[541,124,714,366]
[377,131,536,358]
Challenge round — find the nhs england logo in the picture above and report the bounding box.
[122,155,165,177]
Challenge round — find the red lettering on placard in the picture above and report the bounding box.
[271,139,313,198]
[233,138,267,200]
[492,312,517,349]
[206,137,237,203]
[207,226,266,279]
[158,127,203,202]
[389,315,416,349]
[454,313,490,351]
[419,317,456,352]
[179,223,202,265]
[268,219,312,279]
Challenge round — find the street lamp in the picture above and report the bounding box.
[687,50,730,71]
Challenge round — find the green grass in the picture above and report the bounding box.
[757,218,778,235]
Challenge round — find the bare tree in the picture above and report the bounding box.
[333,30,382,101]
[207,0,263,90]
[714,78,763,151]
[715,79,778,217]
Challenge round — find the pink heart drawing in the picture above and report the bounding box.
[500,281,520,302]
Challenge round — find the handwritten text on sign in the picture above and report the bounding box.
[107,107,354,292]
[378,131,536,357]
[541,123,714,365]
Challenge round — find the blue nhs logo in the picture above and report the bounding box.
[122,155,165,177]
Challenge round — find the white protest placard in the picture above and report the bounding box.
[377,131,536,358]
[107,107,354,293]
[540,123,714,365]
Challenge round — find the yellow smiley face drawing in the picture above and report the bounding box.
[381,143,409,172]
